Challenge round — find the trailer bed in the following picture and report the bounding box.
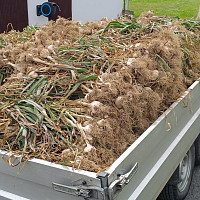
[0,80,200,200]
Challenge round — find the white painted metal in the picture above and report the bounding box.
[126,0,129,10]
[0,190,30,200]
[27,0,48,26]
[72,0,123,22]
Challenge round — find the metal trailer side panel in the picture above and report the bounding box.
[0,154,102,200]
[0,172,72,200]
[107,80,200,200]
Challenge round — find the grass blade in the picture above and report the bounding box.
[156,54,171,72]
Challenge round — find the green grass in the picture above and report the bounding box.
[129,0,200,18]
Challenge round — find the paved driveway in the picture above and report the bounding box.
[185,166,200,200]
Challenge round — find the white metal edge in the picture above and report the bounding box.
[0,190,30,200]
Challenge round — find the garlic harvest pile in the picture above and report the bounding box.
[0,13,200,172]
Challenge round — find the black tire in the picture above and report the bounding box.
[157,144,195,200]
[195,134,200,165]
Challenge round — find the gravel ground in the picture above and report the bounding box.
[185,166,200,200]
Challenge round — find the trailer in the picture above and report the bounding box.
[0,76,199,199]
[0,1,200,200]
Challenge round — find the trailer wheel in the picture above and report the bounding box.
[195,134,200,165]
[157,144,195,200]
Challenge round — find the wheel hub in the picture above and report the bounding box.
[177,152,192,192]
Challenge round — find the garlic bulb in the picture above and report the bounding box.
[135,43,141,47]
[97,119,106,127]
[62,149,70,158]
[28,71,38,78]
[127,58,136,66]
[150,70,159,80]
[115,96,126,109]
[84,143,95,153]
[82,124,93,134]
[48,45,55,54]
[90,101,102,113]
[40,49,49,58]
